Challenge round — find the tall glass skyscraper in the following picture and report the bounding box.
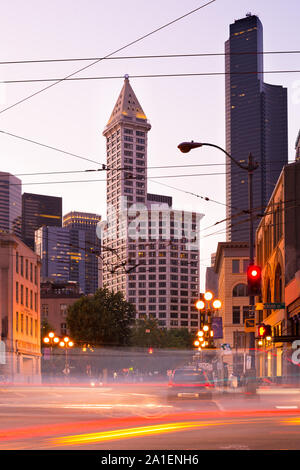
[225,14,288,242]
[63,211,102,294]
[0,172,22,238]
[22,192,62,250]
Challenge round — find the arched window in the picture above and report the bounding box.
[232,283,248,297]
[266,279,271,303]
[274,264,282,302]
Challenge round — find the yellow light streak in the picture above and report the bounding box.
[49,420,228,447]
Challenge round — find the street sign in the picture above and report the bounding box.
[244,318,256,333]
[264,303,285,310]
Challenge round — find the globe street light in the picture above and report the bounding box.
[194,291,222,349]
[59,336,74,378]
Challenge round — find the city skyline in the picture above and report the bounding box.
[0,0,299,290]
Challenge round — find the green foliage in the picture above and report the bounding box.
[129,318,194,349]
[66,288,136,346]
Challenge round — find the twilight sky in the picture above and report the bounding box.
[0,0,299,290]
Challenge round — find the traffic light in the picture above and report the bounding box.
[247,264,262,296]
[258,323,272,339]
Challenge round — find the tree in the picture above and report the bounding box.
[66,288,136,346]
[129,319,194,349]
[165,328,194,349]
[129,318,165,348]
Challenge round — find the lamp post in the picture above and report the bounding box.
[43,331,60,357]
[59,336,74,377]
[195,291,222,350]
[178,141,258,370]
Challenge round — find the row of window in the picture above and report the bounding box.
[16,282,38,311]
[232,259,249,274]
[16,252,38,284]
[41,304,68,317]
[15,312,38,338]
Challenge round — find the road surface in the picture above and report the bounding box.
[0,383,300,451]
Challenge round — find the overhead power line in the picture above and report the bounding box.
[0,49,299,66]
[0,0,216,116]
[3,69,300,84]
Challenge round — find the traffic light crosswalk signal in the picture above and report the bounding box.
[258,323,272,339]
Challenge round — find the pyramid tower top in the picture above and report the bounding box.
[104,75,150,133]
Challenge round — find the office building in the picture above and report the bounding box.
[0,172,22,238]
[40,280,82,337]
[225,14,288,242]
[36,224,100,295]
[63,211,102,293]
[0,233,41,383]
[101,76,203,330]
[22,192,62,250]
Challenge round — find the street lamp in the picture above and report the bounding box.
[43,331,60,345]
[59,336,74,377]
[178,141,259,368]
[194,291,222,349]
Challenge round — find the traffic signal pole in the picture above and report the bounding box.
[247,153,258,375]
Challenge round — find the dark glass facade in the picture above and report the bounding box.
[225,15,288,242]
[22,192,62,250]
[0,172,22,237]
[63,212,102,295]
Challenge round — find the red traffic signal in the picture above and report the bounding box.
[247,264,262,296]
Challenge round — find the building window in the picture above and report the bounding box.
[61,323,67,335]
[274,264,283,303]
[232,283,248,297]
[16,282,19,303]
[232,306,240,324]
[42,304,48,318]
[243,259,249,273]
[243,306,249,323]
[232,260,240,273]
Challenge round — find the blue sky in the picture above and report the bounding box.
[0,0,299,289]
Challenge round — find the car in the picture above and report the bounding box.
[167,367,214,400]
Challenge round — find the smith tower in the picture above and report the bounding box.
[225,14,288,242]
[102,76,151,298]
[101,77,202,330]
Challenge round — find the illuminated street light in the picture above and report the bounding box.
[59,336,74,379]
[193,290,222,350]
[195,300,205,310]
[212,299,222,309]
[204,291,213,302]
